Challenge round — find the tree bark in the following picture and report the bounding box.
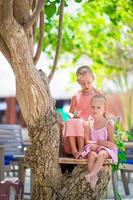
[31,163,110,200]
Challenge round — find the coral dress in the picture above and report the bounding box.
[63,88,97,153]
[81,120,118,164]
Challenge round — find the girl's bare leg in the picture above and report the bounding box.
[77,136,84,153]
[89,150,109,189]
[88,151,98,173]
[68,136,78,158]
[85,151,97,183]
[90,150,109,177]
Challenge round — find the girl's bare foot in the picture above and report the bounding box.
[72,151,81,159]
[90,175,98,190]
[85,174,91,183]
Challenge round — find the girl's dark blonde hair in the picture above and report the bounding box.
[90,93,107,104]
[91,94,107,117]
[76,66,94,79]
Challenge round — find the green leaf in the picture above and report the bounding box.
[88,0,94,3]
[74,0,82,2]
[55,0,60,3]
[64,1,68,7]
[45,2,56,19]
[70,72,77,83]
[116,193,122,200]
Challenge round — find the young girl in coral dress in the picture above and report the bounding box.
[63,66,100,159]
[81,94,118,190]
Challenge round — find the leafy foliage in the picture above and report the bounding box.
[113,126,126,171]
[112,122,133,171]
[45,2,57,19]
[74,0,83,2]
[38,0,133,87]
[45,0,62,20]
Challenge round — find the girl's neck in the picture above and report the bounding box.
[93,116,104,123]
[92,116,106,129]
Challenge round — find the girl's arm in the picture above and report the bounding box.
[97,121,115,148]
[84,122,97,144]
[68,95,77,118]
[84,121,90,144]
[84,121,99,151]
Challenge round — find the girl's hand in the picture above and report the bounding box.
[97,140,115,148]
[60,121,65,131]
[87,140,97,144]
[89,144,98,151]
[73,112,80,118]
[68,112,80,118]
[86,141,98,151]
[97,141,102,146]
[68,113,74,118]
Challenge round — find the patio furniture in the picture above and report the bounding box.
[0,179,23,200]
[0,124,24,180]
[111,142,133,197]
[119,142,133,195]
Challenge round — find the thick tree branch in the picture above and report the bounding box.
[0,0,13,21]
[33,19,38,40]
[0,34,12,63]
[32,0,38,38]
[48,0,64,82]
[33,10,44,65]
[29,0,33,9]
[13,0,30,25]
[0,0,3,20]
[32,0,37,11]
[13,1,34,56]
[0,0,13,63]
[24,0,45,30]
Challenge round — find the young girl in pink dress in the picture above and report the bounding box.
[64,66,100,159]
[81,94,118,190]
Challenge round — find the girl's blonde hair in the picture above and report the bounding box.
[91,94,107,117]
[76,66,94,80]
[90,93,107,104]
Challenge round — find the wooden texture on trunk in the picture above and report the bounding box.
[31,163,110,200]
[25,110,60,187]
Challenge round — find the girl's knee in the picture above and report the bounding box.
[88,151,97,160]
[98,151,108,159]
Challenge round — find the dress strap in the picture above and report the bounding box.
[88,115,94,130]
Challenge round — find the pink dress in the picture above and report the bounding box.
[81,121,118,164]
[63,88,97,153]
